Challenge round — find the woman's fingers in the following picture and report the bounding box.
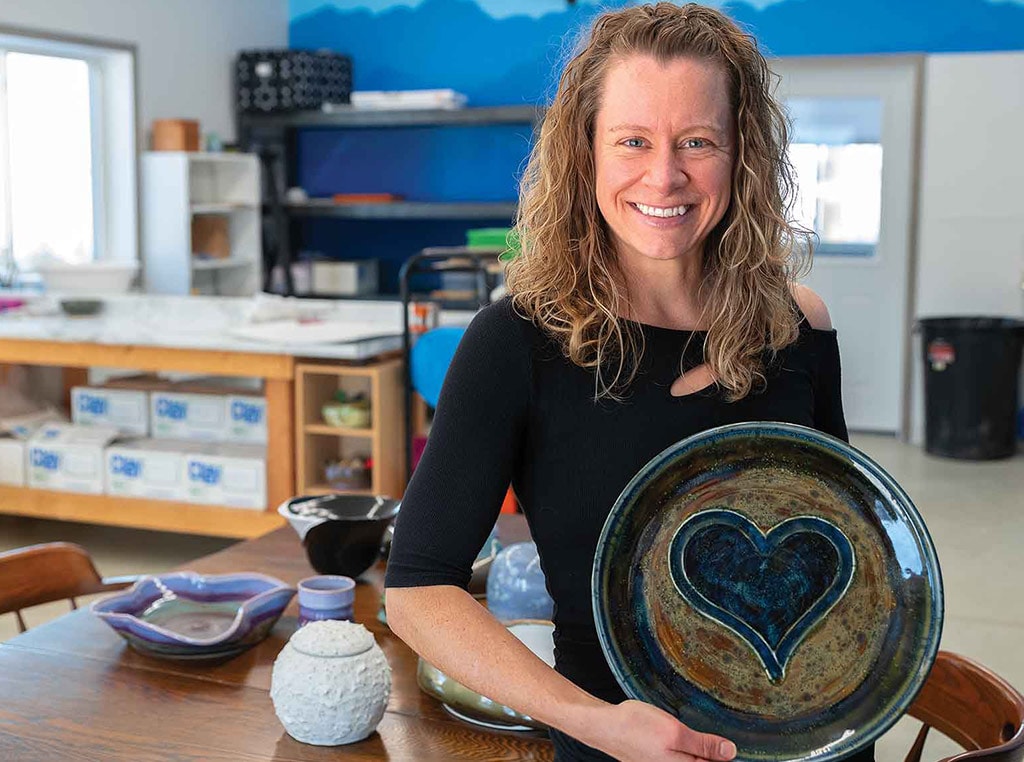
[587,700,737,762]
[670,724,737,761]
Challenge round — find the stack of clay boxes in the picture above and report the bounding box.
[0,408,68,488]
[27,375,269,509]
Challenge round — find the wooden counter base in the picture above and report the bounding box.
[0,485,285,539]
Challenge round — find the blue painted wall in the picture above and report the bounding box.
[287,0,1024,291]
[290,0,1024,105]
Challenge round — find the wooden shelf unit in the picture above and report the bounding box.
[0,337,295,539]
[0,486,282,539]
[295,359,405,499]
[304,423,373,437]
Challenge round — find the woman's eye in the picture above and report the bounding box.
[683,138,709,149]
[623,138,645,148]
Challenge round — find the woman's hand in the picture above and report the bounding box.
[585,700,737,762]
[387,587,736,762]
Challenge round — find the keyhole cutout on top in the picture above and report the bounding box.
[670,363,717,397]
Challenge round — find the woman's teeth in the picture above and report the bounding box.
[633,202,690,218]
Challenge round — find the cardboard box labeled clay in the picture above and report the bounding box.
[184,443,266,510]
[28,423,120,494]
[105,439,190,501]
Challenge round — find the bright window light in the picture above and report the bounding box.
[790,143,882,246]
[785,97,883,256]
[4,51,95,268]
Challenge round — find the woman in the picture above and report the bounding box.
[386,4,858,761]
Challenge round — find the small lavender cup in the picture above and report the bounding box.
[297,575,356,626]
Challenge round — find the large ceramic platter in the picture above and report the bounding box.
[592,422,942,762]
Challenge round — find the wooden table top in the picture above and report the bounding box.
[0,524,554,761]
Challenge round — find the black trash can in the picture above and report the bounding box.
[918,316,1024,460]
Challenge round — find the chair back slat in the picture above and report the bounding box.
[908,651,1024,762]
[1,542,115,615]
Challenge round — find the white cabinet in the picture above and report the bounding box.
[141,152,261,296]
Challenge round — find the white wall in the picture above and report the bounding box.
[916,52,1024,318]
[0,0,288,143]
[910,51,1024,442]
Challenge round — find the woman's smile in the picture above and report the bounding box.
[594,54,735,265]
[629,201,692,223]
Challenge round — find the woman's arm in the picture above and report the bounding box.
[386,585,737,762]
[386,302,736,760]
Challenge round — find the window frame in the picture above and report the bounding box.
[785,95,885,260]
[0,25,138,279]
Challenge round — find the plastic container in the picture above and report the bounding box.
[466,227,520,261]
[324,459,372,490]
[918,316,1024,459]
[37,262,138,294]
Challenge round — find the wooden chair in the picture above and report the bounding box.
[905,650,1024,762]
[0,542,139,634]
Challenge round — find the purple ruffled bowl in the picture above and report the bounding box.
[91,571,296,661]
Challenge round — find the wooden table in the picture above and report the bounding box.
[0,525,554,761]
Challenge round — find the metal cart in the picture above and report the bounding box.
[398,246,505,482]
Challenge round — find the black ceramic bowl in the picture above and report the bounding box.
[278,494,400,578]
[60,299,104,317]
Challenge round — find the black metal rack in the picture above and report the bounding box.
[236,106,541,299]
[398,246,505,482]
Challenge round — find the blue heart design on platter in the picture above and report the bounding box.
[669,509,856,683]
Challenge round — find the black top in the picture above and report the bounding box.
[386,297,852,757]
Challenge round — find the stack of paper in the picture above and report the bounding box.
[340,89,468,111]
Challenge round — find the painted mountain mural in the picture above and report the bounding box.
[290,0,1024,106]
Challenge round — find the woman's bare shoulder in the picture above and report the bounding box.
[790,283,833,330]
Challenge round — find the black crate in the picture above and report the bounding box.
[236,49,352,113]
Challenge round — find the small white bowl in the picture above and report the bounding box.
[37,261,138,294]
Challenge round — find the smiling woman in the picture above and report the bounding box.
[507,3,811,403]
[384,5,853,762]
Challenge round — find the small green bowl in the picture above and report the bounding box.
[322,402,371,429]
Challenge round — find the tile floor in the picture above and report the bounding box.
[1,433,1021,760]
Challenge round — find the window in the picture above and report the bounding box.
[785,97,883,257]
[0,30,137,282]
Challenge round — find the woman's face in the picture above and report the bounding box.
[593,55,735,270]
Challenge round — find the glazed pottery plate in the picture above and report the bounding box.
[593,422,943,762]
[92,571,296,661]
[417,619,554,731]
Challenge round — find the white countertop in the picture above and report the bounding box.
[0,294,406,361]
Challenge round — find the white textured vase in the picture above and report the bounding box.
[270,619,391,745]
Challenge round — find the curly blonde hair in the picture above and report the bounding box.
[506,2,810,401]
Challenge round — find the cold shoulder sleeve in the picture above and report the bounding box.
[810,329,849,444]
[385,299,532,590]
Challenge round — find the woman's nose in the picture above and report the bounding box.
[643,148,687,195]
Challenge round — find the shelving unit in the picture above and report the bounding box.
[238,105,542,297]
[295,359,405,500]
[280,200,518,220]
[141,152,262,296]
[190,257,254,272]
[240,104,542,129]
[0,337,296,539]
